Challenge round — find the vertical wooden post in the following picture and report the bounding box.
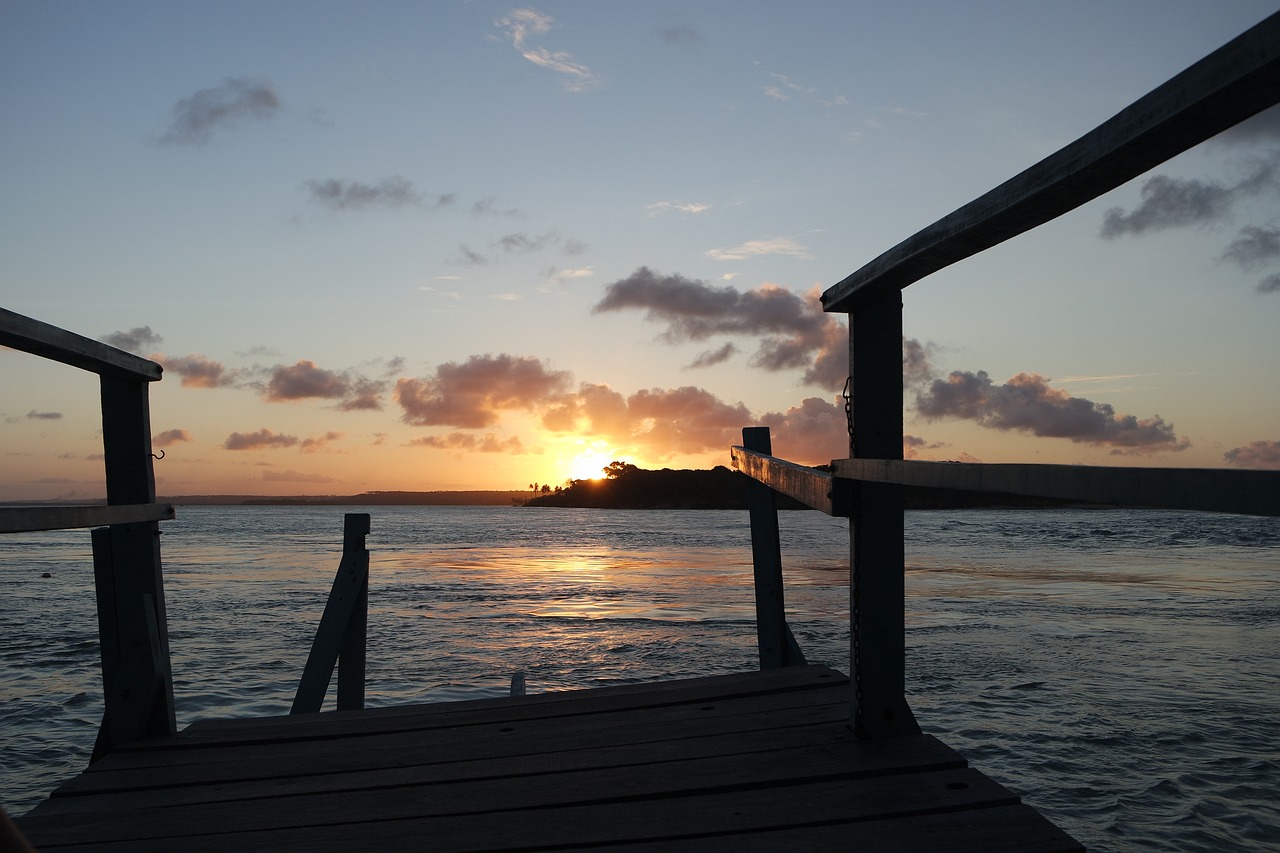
[848,295,919,738]
[293,513,370,714]
[743,427,806,669]
[93,374,176,757]
[336,513,370,711]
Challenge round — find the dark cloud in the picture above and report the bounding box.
[1101,152,1279,238]
[915,370,1189,453]
[153,429,192,447]
[903,337,937,387]
[592,267,846,390]
[760,397,848,464]
[157,77,279,145]
[265,360,385,410]
[686,343,738,369]
[1257,273,1280,294]
[471,197,523,217]
[304,176,445,211]
[1223,439,1280,469]
[224,429,299,450]
[162,353,239,388]
[1219,225,1280,281]
[27,410,62,420]
[102,326,162,354]
[408,433,525,453]
[903,434,949,460]
[395,354,572,428]
[659,25,700,45]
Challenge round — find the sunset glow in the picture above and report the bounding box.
[2,3,1279,501]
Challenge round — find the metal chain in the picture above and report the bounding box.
[843,376,863,733]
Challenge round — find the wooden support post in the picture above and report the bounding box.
[92,374,176,758]
[848,295,919,738]
[743,427,806,669]
[293,513,371,714]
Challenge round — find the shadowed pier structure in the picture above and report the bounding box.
[8,13,1280,850]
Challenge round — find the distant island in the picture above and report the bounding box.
[159,490,529,507]
[522,462,1083,511]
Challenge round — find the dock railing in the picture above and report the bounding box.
[0,307,177,758]
[733,10,1280,740]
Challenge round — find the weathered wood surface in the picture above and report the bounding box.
[833,459,1280,517]
[741,427,807,668]
[0,306,162,381]
[0,503,174,534]
[292,513,371,714]
[730,444,849,516]
[18,666,1082,852]
[821,11,1280,312]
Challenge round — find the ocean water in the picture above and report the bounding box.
[1,505,1278,851]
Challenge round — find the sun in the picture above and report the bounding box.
[566,450,615,482]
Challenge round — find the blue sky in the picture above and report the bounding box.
[3,1,1278,499]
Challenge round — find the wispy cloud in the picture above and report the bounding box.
[264,360,386,411]
[408,432,526,453]
[658,25,700,45]
[262,469,341,483]
[161,353,242,388]
[454,231,585,266]
[101,326,162,354]
[646,201,711,217]
[304,176,452,211]
[156,77,279,146]
[27,410,62,420]
[705,236,811,261]
[494,8,601,92]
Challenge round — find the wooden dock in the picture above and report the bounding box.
[16,666,1080,852]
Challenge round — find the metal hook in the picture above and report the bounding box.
[152,449,165,460]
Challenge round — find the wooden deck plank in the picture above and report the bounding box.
[171,664,845,741]
[22,766,1016,848]
[575,804,1084,853]
[32,727,964,814]
[52,688,852,792]
[18,668,1079,852]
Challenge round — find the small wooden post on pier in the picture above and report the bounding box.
[292,513,371,714]
[742,427,806,669]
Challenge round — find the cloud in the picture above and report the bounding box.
[915,370,1189,453]
[262,469,341,484]
[1220,224,1280,268]
[407,432,525,453]
[27,410,62,420]
[686,343,738,369]
[495,8,601,92]
[304,176,448,211]
[162,353,240,388]
[265,360,386,410]
[1223,439,1280,469]
[1258,273,1280,294]
[153,429,192,447]
[395,353,572,428]
[658,25,700,45]
[903,434,949,460]
[156,77,279,145]
[592,267,846,389]
[1100,151,1279,238]
[224,429,299,450]
[759,396,848,464]
[471,196,523,217]
[705,236,812,261]
[647,201,711,217]
[300,431,345,452]
[454,231,584,266]
[102,326,162,354]
[626,386,753,454]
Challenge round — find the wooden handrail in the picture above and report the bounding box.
[821,11,1280,312]
[1,307,162,381]
[0,504,175,534]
